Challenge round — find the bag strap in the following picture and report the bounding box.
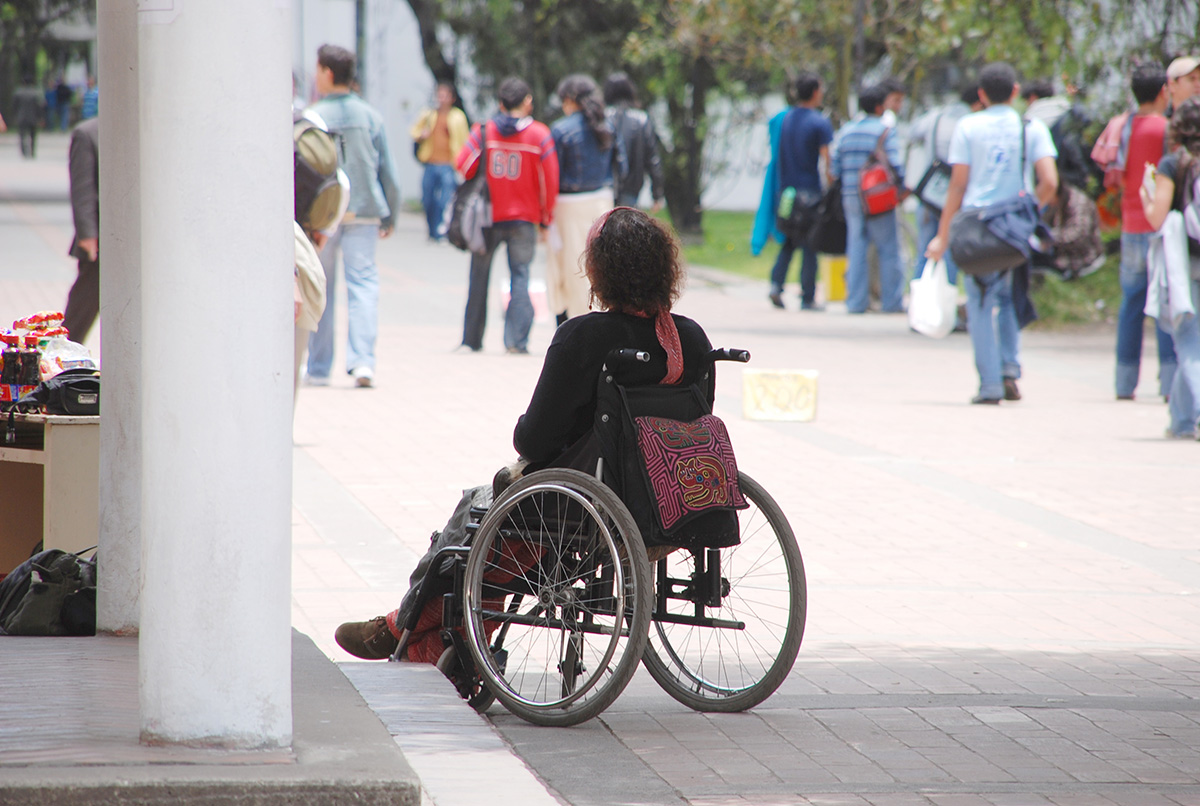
[930,111,944,160]
[1013,109,1028,193]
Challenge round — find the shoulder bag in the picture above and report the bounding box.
[948,114,1045,276]
[446,123,493,254]
[912,113,953,213]
[807,180,847,254]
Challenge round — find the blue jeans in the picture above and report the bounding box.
[769,237,818,304]
[307,223,380,378]
[463,221,537,351]
[1116,231,1176,398]
[912,203,960,285]
[1167,279,1200,436]
[965,270,1021,399]
[843,199,904,313]
[421,163,458,239]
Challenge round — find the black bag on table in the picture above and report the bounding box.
[17,368,99,416]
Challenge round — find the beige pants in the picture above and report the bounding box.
[546,190,613,319]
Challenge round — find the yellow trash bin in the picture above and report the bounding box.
[818,254,847,302]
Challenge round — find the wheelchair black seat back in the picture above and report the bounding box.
[592,349,743,555]
[405,348,807,727]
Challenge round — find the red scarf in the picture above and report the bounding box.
[627,308,683,385]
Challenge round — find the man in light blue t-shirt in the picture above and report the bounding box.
[926,63,1058,405]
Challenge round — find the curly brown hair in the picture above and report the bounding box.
[1170,96,1200,155]
[584,207,684,314]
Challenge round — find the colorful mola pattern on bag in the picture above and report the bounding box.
[635,414,747,532]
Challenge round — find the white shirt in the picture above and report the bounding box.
[948,104,1057,208]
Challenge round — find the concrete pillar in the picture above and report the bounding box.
[96,0,142,636]
[137,3,294,747]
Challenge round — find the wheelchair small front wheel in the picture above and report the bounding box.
[643,472,806,712]
[462,468,652,727]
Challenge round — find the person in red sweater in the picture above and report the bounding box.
[1115,63,1176,401]
[455,77,559,353]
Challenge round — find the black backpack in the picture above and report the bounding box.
[0,548,97,636]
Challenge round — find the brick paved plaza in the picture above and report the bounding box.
[2,132,1197,806]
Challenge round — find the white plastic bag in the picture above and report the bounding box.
[908,259,958,338]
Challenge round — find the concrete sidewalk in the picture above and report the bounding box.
[2,130,1199,805]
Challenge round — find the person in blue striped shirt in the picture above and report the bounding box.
[829,85,906,314]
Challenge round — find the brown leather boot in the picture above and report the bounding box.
[334,616,399,660]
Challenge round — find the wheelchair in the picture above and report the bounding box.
[392,348,807,727]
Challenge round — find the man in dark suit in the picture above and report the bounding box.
[63,117,100,342]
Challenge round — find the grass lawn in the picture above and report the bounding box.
[672,210,775,282]
[670,208,1120,329]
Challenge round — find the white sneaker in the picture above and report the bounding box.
[351,366,374,388]
[303,373,330,387]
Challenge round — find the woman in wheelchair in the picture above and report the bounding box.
[335,206,716,662]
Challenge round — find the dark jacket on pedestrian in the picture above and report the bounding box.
[68,118,99,261]
[551,111,628,194]
[13,85,45,128]
[606,104,664,205]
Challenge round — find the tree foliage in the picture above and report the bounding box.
[402,0,1200,235]
[0,0,93,120]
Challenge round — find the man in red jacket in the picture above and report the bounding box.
[456,77,559,353]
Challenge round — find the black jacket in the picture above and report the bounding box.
[514,312,712,465]
[607,105,665,204]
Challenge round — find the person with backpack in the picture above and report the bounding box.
[926,63,1059,405]
[454,77,559,354]
[1022,79,1094,192]
[305,44,401,389]
[907,83,983,285]
[751,72,833,312]
[1114,64,1176,402]
[292,109,345,406]
[829,84,906,314]
[1141,96,1200,439]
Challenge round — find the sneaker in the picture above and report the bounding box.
[506,346,530,355]
[1164,427,1198,440]
[304,374,330,387]
[1116,394,1135,401]
[351,366,374,388]
[971,395,1001,405]
[335,616,399,660]
[1003,378,1021,401]
[800,301,826,312]
[769,292,784,309]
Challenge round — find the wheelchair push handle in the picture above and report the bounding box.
[708,348,750,363]
[603,349,651,370]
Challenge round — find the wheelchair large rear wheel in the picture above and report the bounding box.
[642,472,806,712]
[462,469,652,727]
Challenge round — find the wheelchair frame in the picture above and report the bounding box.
[391,348,807,726]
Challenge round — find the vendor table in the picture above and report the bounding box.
[0,413,99,575]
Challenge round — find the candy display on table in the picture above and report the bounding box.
[0,311,99,405]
